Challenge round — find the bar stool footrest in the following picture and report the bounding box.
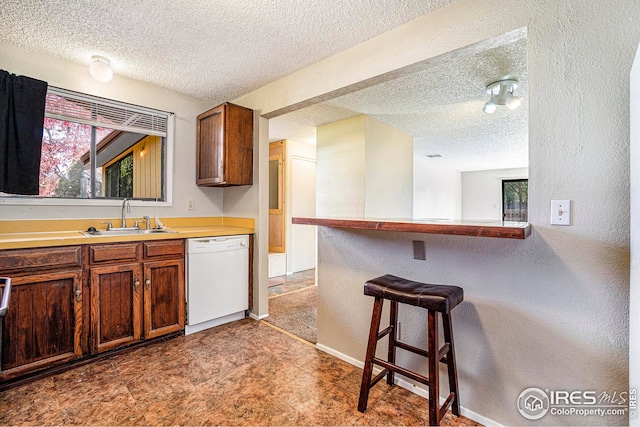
[372,357,429,385]
[395,340,450,364]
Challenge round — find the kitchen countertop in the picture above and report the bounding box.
[292,216,531,239]
[0,217,254,250]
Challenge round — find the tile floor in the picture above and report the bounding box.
[0,318,481,426]
[268,268,316,297]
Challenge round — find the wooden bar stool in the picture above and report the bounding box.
[358,274,464,426]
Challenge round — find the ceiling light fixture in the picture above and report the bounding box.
[89,55,113,82]
[483,79,521,114]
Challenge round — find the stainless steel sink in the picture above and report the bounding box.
[81,228,177,237]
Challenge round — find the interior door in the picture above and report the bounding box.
[269,140,286,253]
[291,157,317,272]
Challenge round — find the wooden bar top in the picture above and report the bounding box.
[292,217,531,239]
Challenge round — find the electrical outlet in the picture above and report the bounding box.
[187,198,195,210]
[412,240,426,260]
[550,200,571,225]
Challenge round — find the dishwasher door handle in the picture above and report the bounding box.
[0,277,12,318]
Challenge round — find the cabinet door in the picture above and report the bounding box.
[143,260,185,339]
[196,102,253,187]
[1,271,82,380]
[90,264,143,354]
[196,104,225,185]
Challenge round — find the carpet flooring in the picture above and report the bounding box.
[265,286,317,344]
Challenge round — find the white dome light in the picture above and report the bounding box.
[89,56,113,82]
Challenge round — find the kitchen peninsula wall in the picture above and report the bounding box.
[234,0,637,424]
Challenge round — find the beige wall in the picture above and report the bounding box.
[237,0,637,424]
[315,115,413,218]
[630,41,640,427]
[364,117,413,218]
[316,116,366,217]
[462,167,528,220]
[223,115,268,317]
[413,156,462,219]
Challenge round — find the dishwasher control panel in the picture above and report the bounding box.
[188,236,248,253]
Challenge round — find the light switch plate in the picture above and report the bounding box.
[550,200,571,225]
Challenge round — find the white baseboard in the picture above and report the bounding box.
[315,343,502,427]
[249,312,269,321]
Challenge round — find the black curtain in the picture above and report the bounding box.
[0,70,48,195]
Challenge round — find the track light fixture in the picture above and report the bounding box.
[483,79,521,114]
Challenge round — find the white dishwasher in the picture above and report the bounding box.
[185,235,249,335]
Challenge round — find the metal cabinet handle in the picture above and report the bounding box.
[0,277,11,318]
[75,281,82,302]
[134,276,140,291]
[145,275,151,290]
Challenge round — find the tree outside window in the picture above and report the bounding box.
[503,179,528,222]
[104,152,133,198]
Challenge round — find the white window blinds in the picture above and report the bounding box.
[45,87,169,137]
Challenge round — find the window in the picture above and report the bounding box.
[104,152,133,198]
[1,87,173,203]
[502,179,528,222]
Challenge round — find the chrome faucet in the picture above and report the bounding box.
[134,216,151,230]
[121,198,130,228]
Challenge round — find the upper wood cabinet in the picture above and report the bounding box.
[196,102,254,186]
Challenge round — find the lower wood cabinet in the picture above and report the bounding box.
[144,260,185,339]
[0,238,194,385]
[90,263,143,354]
[89,241,185,354]
[1,270,83,380]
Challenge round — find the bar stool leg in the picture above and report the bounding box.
[427,310,439,426]
[442,311,460,416]
[358,297,384,412]
[387,300,398,386]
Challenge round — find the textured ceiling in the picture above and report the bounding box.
[0,0,454,102]
[1,0,526,172]
[270,36,528,172]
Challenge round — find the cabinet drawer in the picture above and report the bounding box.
[0,246,82,273]
[90,243,140,264]
[143,240,184,259]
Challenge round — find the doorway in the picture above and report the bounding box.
[266,139,318,344]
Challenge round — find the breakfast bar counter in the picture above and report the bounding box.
[292,217,531,239]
